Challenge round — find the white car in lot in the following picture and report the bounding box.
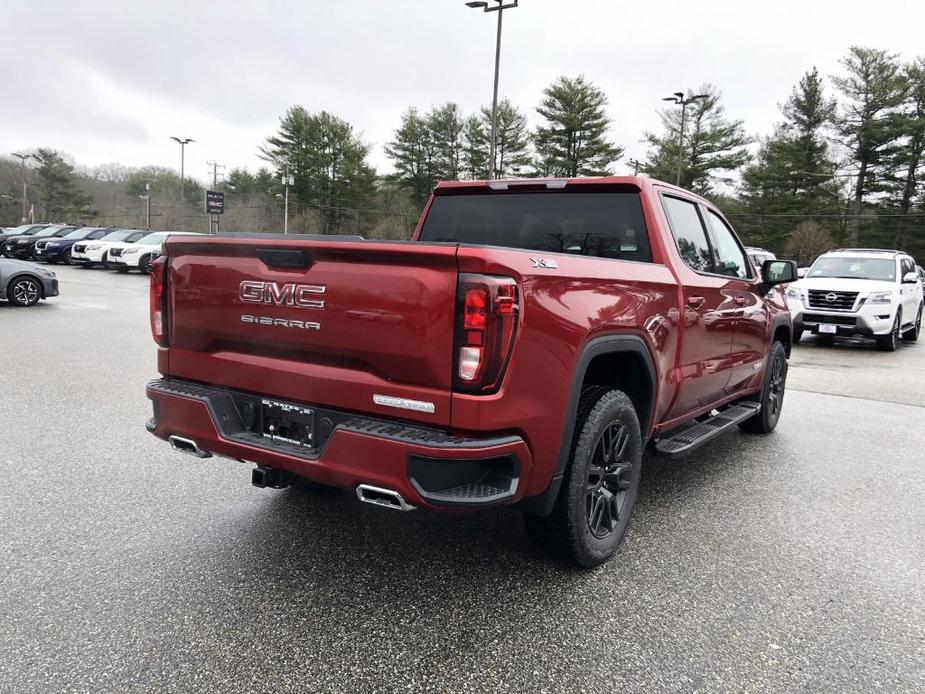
[71,229,150,268]
[787,249,923,351]
[106,231,200,274]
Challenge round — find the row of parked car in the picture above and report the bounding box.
[0,223,199,273]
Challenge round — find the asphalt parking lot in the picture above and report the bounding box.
[1,265,923,693]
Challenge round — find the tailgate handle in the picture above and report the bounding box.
[256,248,313,269]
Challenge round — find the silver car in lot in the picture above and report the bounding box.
[0,258,59,306]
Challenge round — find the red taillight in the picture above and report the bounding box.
[149,255,168,347]
[454,274,519,393]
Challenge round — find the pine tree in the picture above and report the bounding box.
[462,114,490,181]
[428,103,465,181]
[643,84,750,195]
[460,99,531,179]
[260,106,377,233]
[884,57,925,247]
[33,149,91,220]
[533,76,623,177]
[739,69,841,249]
[832,46,908,245]
[384,107,437,208]
[490,99,532,177]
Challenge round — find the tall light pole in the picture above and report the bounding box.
[138,182,151,230]
[11,152,33,222]
[281,173,294,234]
[662,91,707,186]
[466,0,518,180]
[169,136,195,202]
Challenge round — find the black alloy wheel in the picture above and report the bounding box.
[586,421,635,539]
[740,340,788,433]
[523,388,642,569]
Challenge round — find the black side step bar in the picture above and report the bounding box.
[654,402,761,459]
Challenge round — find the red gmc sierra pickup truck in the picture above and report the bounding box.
[145,176,797,568]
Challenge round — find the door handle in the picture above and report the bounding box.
[687,295,706,309]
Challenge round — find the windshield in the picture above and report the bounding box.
[126,232,148,242]
[419,192,652,262]
[99,231,133,242]
[808,256,897,282]
[53,227,75,237]
[7,225,44,235]
[134,233,167,245]
[64,228,95,239]
[34,227,63,237]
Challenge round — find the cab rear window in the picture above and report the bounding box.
[419,192,653,263]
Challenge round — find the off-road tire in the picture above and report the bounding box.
[524,388,642,569]
[739,340,788,434]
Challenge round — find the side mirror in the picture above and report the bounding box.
[759,259,798,294]
[902,271,919,284]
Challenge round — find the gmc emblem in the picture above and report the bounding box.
[239,281,325,309]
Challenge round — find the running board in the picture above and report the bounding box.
[654,402,761,459]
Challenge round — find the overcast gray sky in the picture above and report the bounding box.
[2,0,924,185]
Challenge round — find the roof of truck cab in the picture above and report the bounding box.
[434,175,698,198]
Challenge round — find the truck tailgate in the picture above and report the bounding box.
[162,237,458,426]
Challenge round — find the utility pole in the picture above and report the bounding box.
[281,173,294,234]
[627,158,644,175]
[170,136,195,202]
[11,153,32,222]
[466,0,519,180]
[662,91,708,186]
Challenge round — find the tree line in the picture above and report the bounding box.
[2,45,923,261]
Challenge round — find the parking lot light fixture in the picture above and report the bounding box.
[169,137,195,202]
[662,92,708,186]
[466,0,519,180]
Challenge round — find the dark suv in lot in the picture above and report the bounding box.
[33,227,112,264]
[0,224,51,256]
[4,225,76,259]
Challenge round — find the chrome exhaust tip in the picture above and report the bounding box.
[168,435,212,459]
[356,484,415,511]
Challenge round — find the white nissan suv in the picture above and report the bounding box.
[106,231,200,274]
[787,249,923,351]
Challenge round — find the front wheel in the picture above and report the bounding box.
[62,248,73,265]
[876,313,901,352]
[901,304,922,342]
[739,340,788,434]
[793,328,803,344]
[139,255,152,274]
[7,276,42,306]
[524,388,642,569]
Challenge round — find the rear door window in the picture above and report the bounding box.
[662,195,712,273]
[419,191,653,263]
